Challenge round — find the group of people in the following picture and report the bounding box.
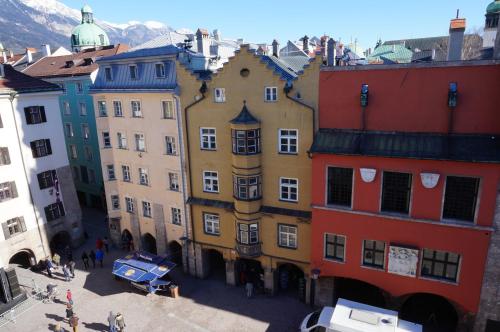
[80,236,109,270]
[108,311,126,332]
[53,290,79,332]
[45,247,77,282]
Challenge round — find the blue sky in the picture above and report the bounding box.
[62,0,492,48]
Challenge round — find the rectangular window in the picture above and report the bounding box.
[278,224,297,248]
[88,168,96,184]
[113,101,123,117]
[233,175,262,200]
[231,129,261,155]
[102,132,111,148]
[107,165,116,181]
[84,146,93,161]
[155,63,165,78]
[129,65,138,80]
[37,170,56,190]
[200,128,216,150]
[122,165,131,182]
[237,223,258,244]
[3,217,26,238]
[44,202,65,222]
[65,123,74,137]
[131,101,142,117]
[97,100,106,117]
[325,233,346,262]
[81,123,90,140]
[279,129,298,154]
[171,207,181,225]
[203,171,219,193]
[165,136,177,155]
[72,166,79,181]
[117,132,127,149]
[59,83,67,94]
[104,67,113,81]
[169,173,179,191]
[327,167,353,207]
[162,100,174,119]
[79,102,87,116]
[0,147,11,165]
[135,133,145,151]
[265,87,278,101]
[280,177,298,202]
[443,176,480,222]
[24,106,46,125]
[76,81,84,94]
[0,182,18,202]
[362,240,386,269]
[63,101,71,115]
[69,145,77,159]
[111,195,120,210]
[125,197,134,213]
[203,213,220,235]
[30,139,52,158]
[421,249,460,282]
[381,171,412,214]
[214,88,226,103]
[139,168,149,186]
[142,201,152,218]
[80,165,89,184]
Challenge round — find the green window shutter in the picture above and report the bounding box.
[2,222,10,240]
[40,106,47,122]
[19,217,27,232]
[10,182,18,198]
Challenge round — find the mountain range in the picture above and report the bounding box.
[0,0,175,52]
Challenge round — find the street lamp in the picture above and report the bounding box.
[310,268,321,307]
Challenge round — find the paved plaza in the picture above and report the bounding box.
[3,209,311,332]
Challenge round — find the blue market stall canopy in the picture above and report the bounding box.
[112,251,176,283]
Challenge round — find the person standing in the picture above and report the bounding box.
[115,313,125,332]
[69,314,79,332]
[245,280,253,298]
[108,311,117,332]
[89,250,96,268]
[103,236,109,253]
[63,264,71,282]
[46,258,54,278]
[81,252,89,270]
[66,289,73,305]
[65,304,73,323]
[95,248,104,268]
[68,260,76,278]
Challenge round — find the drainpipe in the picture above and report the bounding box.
[8,92,48,261]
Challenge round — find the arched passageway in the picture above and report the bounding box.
[236,258,264,290]
[121,229,133,251]
[168,241,183,266]
[206,249,226,281]
[399,293,458,332]
[142,233,157,255]
[49,231,71,257]
[334,277,387,308]
[9,249,35,268]
[277,263,306,301]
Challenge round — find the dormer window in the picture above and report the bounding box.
[104,67,113,81]
[129,65,138,80]
[155,63,165,78]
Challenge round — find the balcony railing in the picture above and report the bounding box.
[235,242,262,258]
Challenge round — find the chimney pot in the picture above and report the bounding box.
[447,18,466,61]
[26,49,33,63]
[272,39,279,57]
[1,51,7,63]
[302,35,309,53]
[327,38,336,66]
[42,44,51,57]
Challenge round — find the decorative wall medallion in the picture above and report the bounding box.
[420,172,440,189]
[387,246,419,277]
[360,168,376,183]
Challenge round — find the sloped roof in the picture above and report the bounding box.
[0,65,61,93]
[98,44,179,62]
[367,44,413,64]
[230,103,260,124]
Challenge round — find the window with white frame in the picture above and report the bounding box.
[59,82,66,94]
[155,63,165,78]
[0,182,17,202]
[135,133,145,151]
[80,102,87,116]
[69,145,77,159]
[122,165,131,182]
[44,202,65,221]
[111,195,120,210]
[200,128,216,150]
[169,172,179,191]
[233,175,262,200]
[362,240,385,269]
[171,208,181,225]
[278,224,297,248]
[131,101,142,117]
[280,177,298,202]
[24,106,46,125]
[107,164,116,180]
[84,146,93,161]
[3,217,26,238]
[442,176,480,223]
[76,81,84,94]
[421,249,460,282]
[125,197,134,213]
[104,67,113,81]
[203,213,220,235]
[97,100,106,116]
[327,167,354,207]
[37,170,55,190]
[65,123,74,137]
[165,136,176,155]
[162,100,174,119]
[0,147,10,165]
[231,129,261,155]
[117,132,127,149]
[265,86,277,101]
[89,168,96,184]
[142,201,152,218]
[203,171,219,193]
[139,168,149,186]
[325,233,346,262]
[237,223,258,244]
[214,88,226,102]
[63,101,71,115]
[279,129,298,154]
[81,123,90,140]
[129,65,138,80]
[113,101,123,117]
[102,132,111,148]
[30,139,51,158]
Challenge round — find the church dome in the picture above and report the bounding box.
[487,0,500,14]
[70,5,110,52]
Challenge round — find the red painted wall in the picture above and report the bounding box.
[319,64,500,134]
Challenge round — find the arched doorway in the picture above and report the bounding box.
[49,231,71,257]
[277,263,306,301]
[142,233,157,255]
[9,249,35,268]
[235,258,264,289]
[334,277,386,308]
[206,249,225,280]
[168,241,183,266]
[399,293,458,332]
[121,229,133,251]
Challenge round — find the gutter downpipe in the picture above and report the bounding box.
[285,88,316,159]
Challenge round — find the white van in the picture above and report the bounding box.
[300,298,422,332]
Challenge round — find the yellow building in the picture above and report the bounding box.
[178,44,320,299]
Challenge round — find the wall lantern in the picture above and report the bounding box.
[420,172,440,189]
[360,168,377,183]
[448,82,457,109]
[360,84,369,107]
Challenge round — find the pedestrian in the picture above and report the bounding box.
[46,258,54,278]
[115,312,125,332]
[66,289,73,305]
[81,251,89,270]
[69,260,76,278]
[65,303,73,322]
[54,322,66,332]
[103,236,109,253]
[69,313,79,332]
[95,248,104,268]
[245,280,253,298]
[53,253,61,267]
[63,265,71,282]
[96,237,103,250]
[89,250,96,268]
[108,311,117,332]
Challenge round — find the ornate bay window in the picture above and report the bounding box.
[233,174,262,201]
[237,222,259,244]
[231,128,261,155]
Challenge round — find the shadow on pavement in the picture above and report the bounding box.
[81,321,108,331]
[45,313,65,322]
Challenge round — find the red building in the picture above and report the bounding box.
[310,61,500,332]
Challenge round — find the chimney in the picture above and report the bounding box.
[9,50,13,58]
[320,36,329,59]
[302,35,309,53]
[272,39,279,57]
[237,38,244,45]
[431,48,436,60]
[213,29,221,41]
[41,44,51,57]
[327,38,336,66]
[494,20,500,60]
[196,28,210,57]
[26,49,33,63]
[447,16,466,61]
[1,51,7,63]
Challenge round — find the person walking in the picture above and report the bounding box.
[81,252,89,270]
[103,236,109,253]
[53,253,61,267]
[65,304,73,323]
[69,313,79,332]
[89,250,96,268]
[115,312,125,332]
[46,258,54,278]
[245,280,254,298]
[66,289,73,305]
[63,264,71,282]
[68,260,76,278]
[95,248,104,268]
[108,311,117,332]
